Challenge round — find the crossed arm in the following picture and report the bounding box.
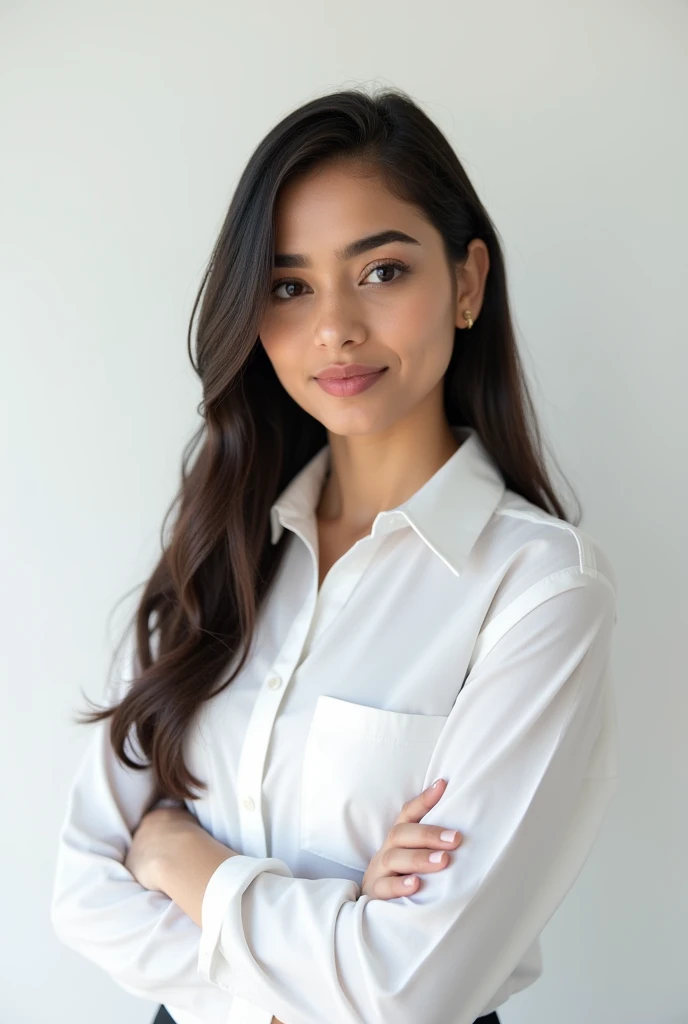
[135,811,285,1023]
[55,570,617,1024]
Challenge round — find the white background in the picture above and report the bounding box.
[1,1,686,1022]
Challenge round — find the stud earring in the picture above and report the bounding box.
[462,309,474,329]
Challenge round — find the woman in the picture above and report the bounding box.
[50,86,618,1024]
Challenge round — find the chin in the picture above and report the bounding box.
[317,409,397,437]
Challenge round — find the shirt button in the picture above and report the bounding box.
[243,796,255,811]
[267,674,282,689]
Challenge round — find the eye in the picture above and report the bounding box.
[362,259,412,286]
[271,279,306,301]
[270,259,411,302]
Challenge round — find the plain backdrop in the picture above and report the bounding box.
[1,2,686,1022]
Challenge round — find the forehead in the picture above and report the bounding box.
[272,162,427,248]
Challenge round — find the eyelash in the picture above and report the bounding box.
[270,259,412,302]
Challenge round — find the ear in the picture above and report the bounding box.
[454,239,490,329]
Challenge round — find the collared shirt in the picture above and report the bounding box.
[50,424,619,1024]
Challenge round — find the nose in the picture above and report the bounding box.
[312,291,367,350]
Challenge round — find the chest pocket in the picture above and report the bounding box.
[300,694,448,873]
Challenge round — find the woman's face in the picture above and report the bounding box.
[258,160,482,437]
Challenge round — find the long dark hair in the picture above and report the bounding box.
[74,85,581,805]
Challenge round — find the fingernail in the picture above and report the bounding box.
[440,830,457,842]
[431,779,444,789]
[403,876,417,886]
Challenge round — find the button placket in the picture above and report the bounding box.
[234,586,319,856]
[235,516,403,851]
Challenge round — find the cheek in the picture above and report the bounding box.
[258,329,311,403]
[258,320,298,371]
[392,296,454,373]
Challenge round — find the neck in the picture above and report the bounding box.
[316,409,460,536]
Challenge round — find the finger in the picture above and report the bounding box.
[372,873,421,899]
[395,778,447,826]
[382,845,454,877]
[388,820,463,851]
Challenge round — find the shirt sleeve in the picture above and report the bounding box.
[197,568,619,1024]
[49,636,273,1024]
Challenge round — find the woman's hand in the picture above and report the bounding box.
[361,778,463,898]
[124,803,203,892]
[126,787,460,1024]
[268,789,461,1024]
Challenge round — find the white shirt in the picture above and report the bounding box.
[50,424,619,1024]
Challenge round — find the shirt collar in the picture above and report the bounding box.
[269,424,506,577]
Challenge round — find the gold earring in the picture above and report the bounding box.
[462,309,474,329]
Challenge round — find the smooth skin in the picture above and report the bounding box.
[361,777,462,898]
[259,156,489,547]
[126,158,489,1022]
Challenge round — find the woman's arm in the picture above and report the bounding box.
[191,572,618,1024]
[50,648,238,1018]
[129,809,282,1023]
[131,809,239,928]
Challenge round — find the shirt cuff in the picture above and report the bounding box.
[197,854,294,994]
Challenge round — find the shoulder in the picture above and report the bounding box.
[465,490,618,672]
[477,488,617,613]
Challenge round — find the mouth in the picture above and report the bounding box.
[313,367,389,396]
[313,367,388,380]
[315,370,383,380]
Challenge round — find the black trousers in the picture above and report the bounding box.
[152,1005,500,1023]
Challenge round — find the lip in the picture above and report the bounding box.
[314,363,388,379]
[314,367,388,397]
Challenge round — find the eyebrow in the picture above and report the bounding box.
[273,229,422,269]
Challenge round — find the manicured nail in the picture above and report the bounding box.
[440,830,457,842]
[431,779,444,789]
[403,876,417,886]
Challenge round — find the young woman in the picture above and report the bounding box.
[50,87,618,1024]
